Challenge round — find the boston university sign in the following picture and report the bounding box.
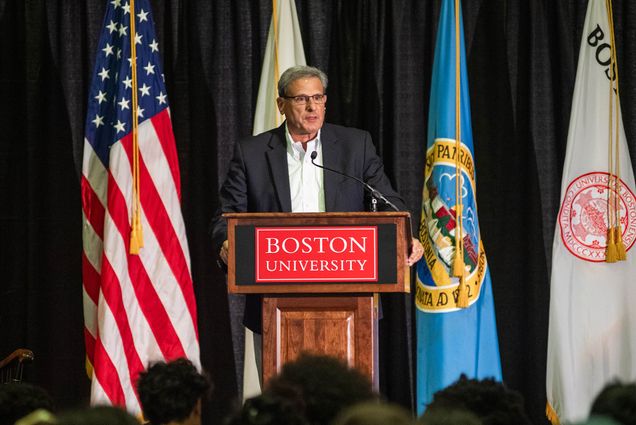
[255,227,378,282]
[224,212,411,294]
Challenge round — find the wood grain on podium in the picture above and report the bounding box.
[262,295,377,387]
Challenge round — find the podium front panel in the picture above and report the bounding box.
[225,212,411,294]
[262,294,378,388]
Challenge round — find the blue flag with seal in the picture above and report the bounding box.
[416,0,502,413]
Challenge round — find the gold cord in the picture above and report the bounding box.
[129,0,143,254]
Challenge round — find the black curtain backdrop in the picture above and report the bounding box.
[2,1,636,424]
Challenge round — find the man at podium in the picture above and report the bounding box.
[211,65,423,331]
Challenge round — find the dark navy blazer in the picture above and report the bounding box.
[210,122,406,330]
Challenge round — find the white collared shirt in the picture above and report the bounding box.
[285,126,325,212]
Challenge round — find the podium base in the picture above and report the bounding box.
[262,294,379,390]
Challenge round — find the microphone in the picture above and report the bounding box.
[310,151,400,212]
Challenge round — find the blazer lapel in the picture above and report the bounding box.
[266,124,292,212]
[321,124,340,212]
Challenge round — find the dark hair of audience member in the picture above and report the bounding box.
[418,407,482,425]
[264,353,376,425]
[56,406,139,425]
[590,381,636,425]
[0,382,54,425]
[423,374,531,425]
[332,401,413,425]
[224,393,308,425]
[137,358,211,425]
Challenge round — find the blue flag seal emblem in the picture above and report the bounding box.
[417,138,487,313]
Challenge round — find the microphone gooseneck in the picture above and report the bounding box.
[310,151,399,212]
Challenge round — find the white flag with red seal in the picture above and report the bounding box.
[546,0,636,423]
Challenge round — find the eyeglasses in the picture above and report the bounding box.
[282,94,327,105]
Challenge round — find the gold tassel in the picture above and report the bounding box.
[85,357,94,379]
[606,227,618,263]
[452,204,464,277]
[129,211,144,254]
[456,275,469,308]
[615,226,626,261]
[452,246,464,277]
[135,211,144,247]
[546,402,560,425]
[130,228,141,255]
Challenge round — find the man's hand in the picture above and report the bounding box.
[407,238,424,267]
[219,240,229,265]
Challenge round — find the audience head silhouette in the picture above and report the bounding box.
[332,401,413,425]
[56,406,138,425]
[264,353,376,425]
[224,393,308,425]
[418,407,481,425]
[0,382,54,425]
[137,358,210,425]
[590,381,636,425]
[421,374,531,425]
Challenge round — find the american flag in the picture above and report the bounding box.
[81,0,200,412]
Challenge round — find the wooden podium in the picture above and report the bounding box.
[224,212,411,388]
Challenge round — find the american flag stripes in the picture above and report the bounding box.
[81,0,200,412]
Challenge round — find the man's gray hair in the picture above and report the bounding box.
[278,66,328,97]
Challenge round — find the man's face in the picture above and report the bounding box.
[277,77,326,141]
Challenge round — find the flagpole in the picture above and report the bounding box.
[606,0,626,259]
[452,0,468,307]
[129,0,144,254]
[272,0,282,127]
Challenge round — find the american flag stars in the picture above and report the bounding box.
[138,9,149,22]
[85,0,165,165]
[92,114,104,128]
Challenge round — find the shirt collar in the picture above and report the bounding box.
[285,123,321,158]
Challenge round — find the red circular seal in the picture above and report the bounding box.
[559,172,636,262]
